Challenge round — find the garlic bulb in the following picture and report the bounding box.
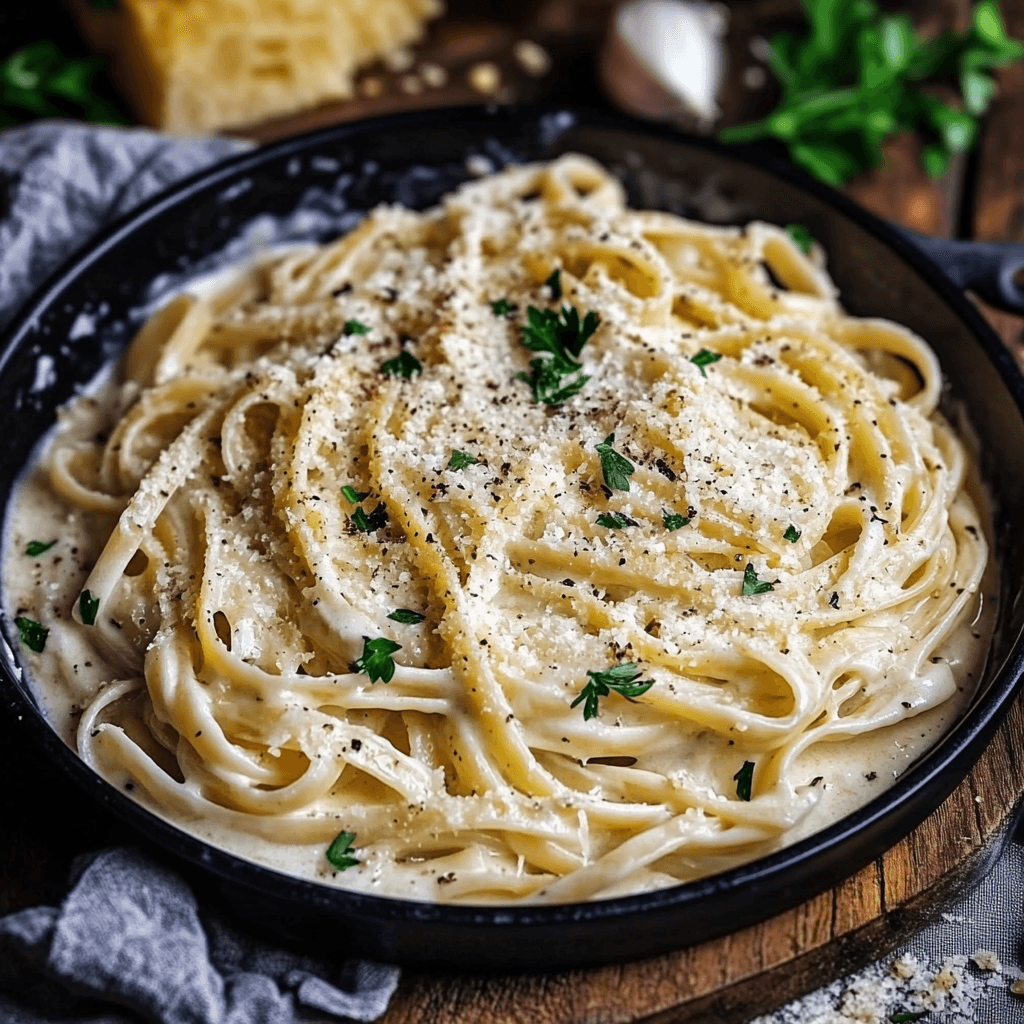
[600,0,728,130]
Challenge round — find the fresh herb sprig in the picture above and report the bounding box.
[785,223,815,255]
[447,450,479,471]
[742,564,774,596]
[79,590,99,626]
[663,510,690,531]
[734,761,755,801]
[325,830,360,870]
[351,503,388,533]
[15,616,47,653]
[388,609,425,625]
[690,349,722,377]
[571,663,653,720]
[719,0,1024,185]
[380,351,422,379]
[596,511,637,529]
[595,434,635,492]
[352,636,402,683]
[516,305,599,405]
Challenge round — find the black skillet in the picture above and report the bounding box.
[2,106,1024,970]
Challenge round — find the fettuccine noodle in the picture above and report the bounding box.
[5,155,990,903]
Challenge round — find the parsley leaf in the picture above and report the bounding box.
[889,1013,928,1023]
[516,305,598,405]
[341,485,369,504]
[784,223,815,255]
[663,510,690,531]
[351,503,388,533]
[325,830,360,870]
[79,590,100,626]
[719,0,1023,185]
[447,450,479,471]
[690,349,722,377]
[734,761,755,801]
[546,268,562,301]
[343,319,370,336]
[595,434,635,491]
[25,540,56,557]
[388,609,425,625]
[15,616,47,653]
[352,636,402,683]
[596,511,637,529]
[571,663,653,720]
[491,298,515,316]
[380,351,422,378]
[742,564,773,595]
[783,524,802,542]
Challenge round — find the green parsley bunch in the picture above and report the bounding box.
[1,41,126,127]
[720,0,1023,184]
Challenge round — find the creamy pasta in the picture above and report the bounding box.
[3,155,991,903]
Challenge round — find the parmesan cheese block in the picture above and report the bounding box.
[98,0,444,133]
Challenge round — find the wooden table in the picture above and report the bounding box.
[3,1,1024,1020]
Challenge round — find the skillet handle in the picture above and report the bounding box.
[895,229,1024,316]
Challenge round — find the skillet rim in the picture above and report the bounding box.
[1,103,1023,964]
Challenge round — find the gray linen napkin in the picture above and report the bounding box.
[0,122,400,1024]
[0,121,247,332]
[0,847,400,1024]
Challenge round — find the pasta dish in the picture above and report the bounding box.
[3,155,991,903]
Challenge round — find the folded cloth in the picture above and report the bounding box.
[0,123,400,1024]
[0,847,400,1024]
[0,121,249,334]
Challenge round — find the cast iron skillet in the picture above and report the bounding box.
[2,106,1024,971]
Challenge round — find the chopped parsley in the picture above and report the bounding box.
[690,349,722,377]
[15,616,47,653]
[343,319,370,336]
[515,304,598,405]
[325,830,360,871]
[447,450,479,471]
[889,1013,928,1023]
[596,511,637,529]
[595,433,635,492]
[490,298,515,316]
[663,510,690,531]
[388,609,426,625]
[25,540,56,556]
[341,485,369,504]
[351,503,388,533]
[784,223,815,255]
[783,524,801,542]
[352,636,402,683]
[742,564,773,596]
[79,590,99,626]
[380,351,422,378]
[571,663,653,720]
[545,268,562,301]
[734,761,755,801]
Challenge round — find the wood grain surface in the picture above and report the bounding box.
[4,1,1024,1022]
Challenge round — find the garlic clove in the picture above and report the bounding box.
[600,0,728,131]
